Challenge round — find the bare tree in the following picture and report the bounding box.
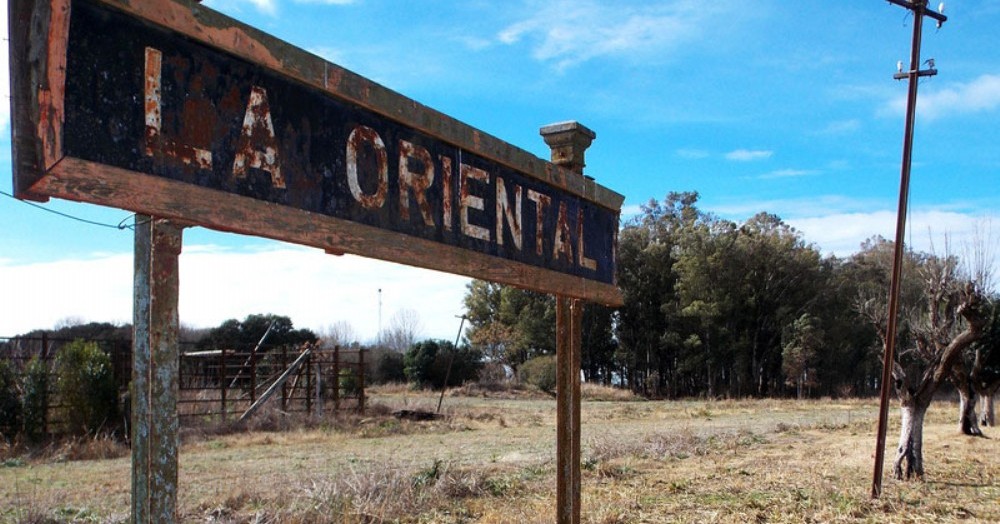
[855,237,988,479]
[960,220,999,428]
[320,320,358,349]
[382,308,423,353]
[890,252,987,479]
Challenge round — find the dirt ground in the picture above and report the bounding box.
[2,392,998,523]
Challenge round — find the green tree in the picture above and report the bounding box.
[197,314,317,351]
[464,282,554,372]
[616,193,693,395]
[968,297,1000,426]
[0,359,21,440]
[404,339,482,389]
[782,314,824,399]
[21,357,50,442]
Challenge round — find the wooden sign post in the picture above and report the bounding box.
[131,216,183,522]
[541,122,595,524]
[9,0,624,521]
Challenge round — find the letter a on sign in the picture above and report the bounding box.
[233,86,284,188]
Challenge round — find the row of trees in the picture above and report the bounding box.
[465,193,997,402]
[464,191,1000,478]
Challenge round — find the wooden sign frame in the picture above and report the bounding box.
[10,0,624,306]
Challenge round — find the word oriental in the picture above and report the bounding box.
[66,1,616,283]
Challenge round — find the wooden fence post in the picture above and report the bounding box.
[306,352,313,417]
[358,348,365,415]
[220,347,227,422]
[333,346,340,413]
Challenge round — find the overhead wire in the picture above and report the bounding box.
[1,188,140,230]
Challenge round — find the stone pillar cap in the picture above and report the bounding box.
[539,121,596,140]
[540,121,596,175]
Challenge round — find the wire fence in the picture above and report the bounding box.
[1,335,365,436]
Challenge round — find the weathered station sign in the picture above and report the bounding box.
[10,0,624,305]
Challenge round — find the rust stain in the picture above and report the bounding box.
[346,125,388,209]
[439,155,453,231]
[553,202,574,263]
[576,207,597,271]
[38,0,71,170]
[495,177,523,250]
[527,189,551,257]
[232,85,284,187]
[93,1,624,212]
[398,140,436,226]
[117,0,286,71]
[143,47,213,170]
[459,163,490,241]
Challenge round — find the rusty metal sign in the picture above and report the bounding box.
[10,0,624,305]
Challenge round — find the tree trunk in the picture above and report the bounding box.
[952,366,984,436]
[957,387,983,436]
[893,400,929,480]
[982,390,996,427]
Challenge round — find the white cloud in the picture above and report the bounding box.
[0,246,470,342]
[498,0,735,69]
[292,0,356,4]
[709,195,997,260]
[882,74,1000,121]
[819,119,861,135]
[725,149,773,162]
[758,169,818,180]
[788,209,996,259]
[203,0,278,16]
[676,148,711,160]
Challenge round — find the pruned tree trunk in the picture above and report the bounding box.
[957,387,982,436]
[982,389,997,427]
[894,399,929,480]
[952,364,984,436]
[889,289,986,481]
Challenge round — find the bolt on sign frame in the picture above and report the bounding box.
[10,0,624,305]
[10,0,624,522]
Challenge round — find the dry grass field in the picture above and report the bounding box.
[2,387,998,523]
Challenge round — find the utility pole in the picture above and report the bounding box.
[871,0,946,500]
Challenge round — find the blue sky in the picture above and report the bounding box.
[2,0,999,341]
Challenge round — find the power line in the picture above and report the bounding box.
[1,188,142,230]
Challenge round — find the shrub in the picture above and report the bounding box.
[338,367,359,396]
[21,357,50,442]
[518,355,557,393]
[370,348,406,384]
[404,340,482,389]
[0,359,21,440]
[55,340,119,435]
[477,362,510,388]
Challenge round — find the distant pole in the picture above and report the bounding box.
[377,288,382,348]
[872,0,945,500]
[437,314,468,414]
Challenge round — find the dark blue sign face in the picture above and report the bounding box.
[61,0,618,285]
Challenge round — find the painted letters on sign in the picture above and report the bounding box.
[12,0,624,303]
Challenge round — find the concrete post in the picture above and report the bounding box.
[541,121,594,524]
